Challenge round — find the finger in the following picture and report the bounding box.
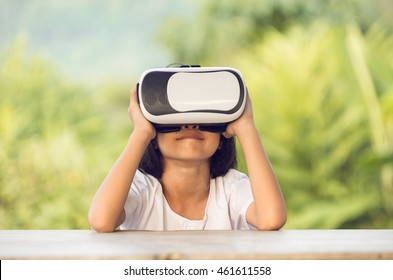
[222,131,232,139]
[129,84,138,105]
[128,85,139,118]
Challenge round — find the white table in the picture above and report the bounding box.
[1,229,392,259]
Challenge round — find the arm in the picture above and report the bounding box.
[223,91,287,230]
[88,85,156,232]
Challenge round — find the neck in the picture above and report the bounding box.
[159,160,211,219]
[160,160,210,197]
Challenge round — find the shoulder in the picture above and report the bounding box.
[130,169,162,197]
[214,169,251,195]
[134,169,159,185]
[220,169,250,185]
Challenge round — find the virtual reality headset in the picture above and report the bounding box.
[137,66,246,133]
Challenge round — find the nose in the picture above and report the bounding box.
[181,124,200,130]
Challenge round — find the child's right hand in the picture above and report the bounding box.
[89,84,155,232]
[128,84,156,140]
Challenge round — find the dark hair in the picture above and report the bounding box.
[138,135,237,179]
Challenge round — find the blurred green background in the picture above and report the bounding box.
[1,0,392,229]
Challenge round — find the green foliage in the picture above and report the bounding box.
[159,0,393,229]
[235,23,393,228]
[0,39,130,229]
[158,0,382,64]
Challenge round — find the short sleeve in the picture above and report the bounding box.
[120,170,150,230]
[223,169,254,229]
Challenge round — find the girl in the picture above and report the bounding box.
[88,85,286,231]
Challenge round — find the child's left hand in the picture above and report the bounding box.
[223,88,287,230]
[223,89,255,139]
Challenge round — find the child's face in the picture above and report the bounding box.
[156,125,221,163]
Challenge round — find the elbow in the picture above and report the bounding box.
[89,221,117,233]
[254,213,287,231]
[90,224,116,233]
[88,212,117,233]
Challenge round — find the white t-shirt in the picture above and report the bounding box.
[120,169,254,231]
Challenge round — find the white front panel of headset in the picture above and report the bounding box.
[167,71,240,112]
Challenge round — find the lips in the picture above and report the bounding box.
[176,132,205,140]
